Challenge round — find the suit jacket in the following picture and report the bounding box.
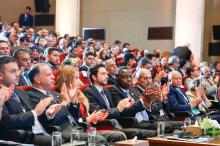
[107,75,117,85]
[168,85,192,113]
[18,75,29,86]
[19,13,33,27]
[109,84,145,117]
[79,65,88,72]
[27,88,77,130]
[83,85,120,119]
[0,88,35,130]
[131,86,171,120]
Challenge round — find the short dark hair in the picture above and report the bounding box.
[13,48,30,59]
[48,47,59,55]
[0,40,8,44]
[26,6,31,10]
[186,66,195,77]
[138,57,152,66]
[124,52,135,65]
[28,64,40,83]
[116,66,128,77]
[0,56,16,72]
[145,53,155,60]
[88,63,105,84]
[84,51,94,58]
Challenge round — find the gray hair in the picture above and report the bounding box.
[168,55,179,65]
[135,68,151,78]
[168,71,181,81]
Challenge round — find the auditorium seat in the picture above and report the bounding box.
[59,53,67,63]
[79,71,90,85]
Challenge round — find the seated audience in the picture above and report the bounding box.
[56,65,126,143]
[0,56,52,146]
[83,63,156,139]
[27,63,107,144]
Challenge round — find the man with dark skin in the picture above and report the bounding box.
[109,66,179,133]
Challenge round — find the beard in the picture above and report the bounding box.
[97,80,107,86]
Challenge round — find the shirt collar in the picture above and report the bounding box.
[33,87,47,95]
[94,84,103,93]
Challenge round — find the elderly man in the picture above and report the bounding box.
[105,59,117,85]
[110,67,178,133]
[168,71,192,113]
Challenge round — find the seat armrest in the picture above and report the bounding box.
[93,120,114,130]
[117,117,138,128]
[0,130,33,143]
[46,126,62,134]
[167,112,176,120]
[173,111,192,121]
[78,122,90,131]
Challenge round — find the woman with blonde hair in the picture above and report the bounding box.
[56,65,127,143]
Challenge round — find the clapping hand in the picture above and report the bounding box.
[46,104,63,116]
[87,109,109,123]
[34,97,53,116]
[0,84,15,106]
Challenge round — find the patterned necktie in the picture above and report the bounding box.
[100,90,110,109]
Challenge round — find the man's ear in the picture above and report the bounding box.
[92,74,97,82]
[34,75,41,84]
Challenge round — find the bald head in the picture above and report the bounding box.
[105,59,117,76]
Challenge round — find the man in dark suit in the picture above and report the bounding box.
[83,63,156,139]
[27,62,125,143]
[168,71,192,113]
[13,48,32,86]
[79,51,95,72]
[109,67,180,133]
[0,56,52,146]
[105,59,117,85]
[18,6,33,28]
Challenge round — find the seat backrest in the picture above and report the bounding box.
[16,86,32,91]
[59,53,67,63]
[79,71,90,85]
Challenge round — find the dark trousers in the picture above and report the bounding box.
[119,128,156,140]
[134,121,183,134]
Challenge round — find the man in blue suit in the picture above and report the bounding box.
[168,71,192,113]
[19,6,33,28]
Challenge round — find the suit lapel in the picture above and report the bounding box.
[19,75,28,86]
[115,84,128,98]
[91,85,108,109]
[14,88,32,110]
